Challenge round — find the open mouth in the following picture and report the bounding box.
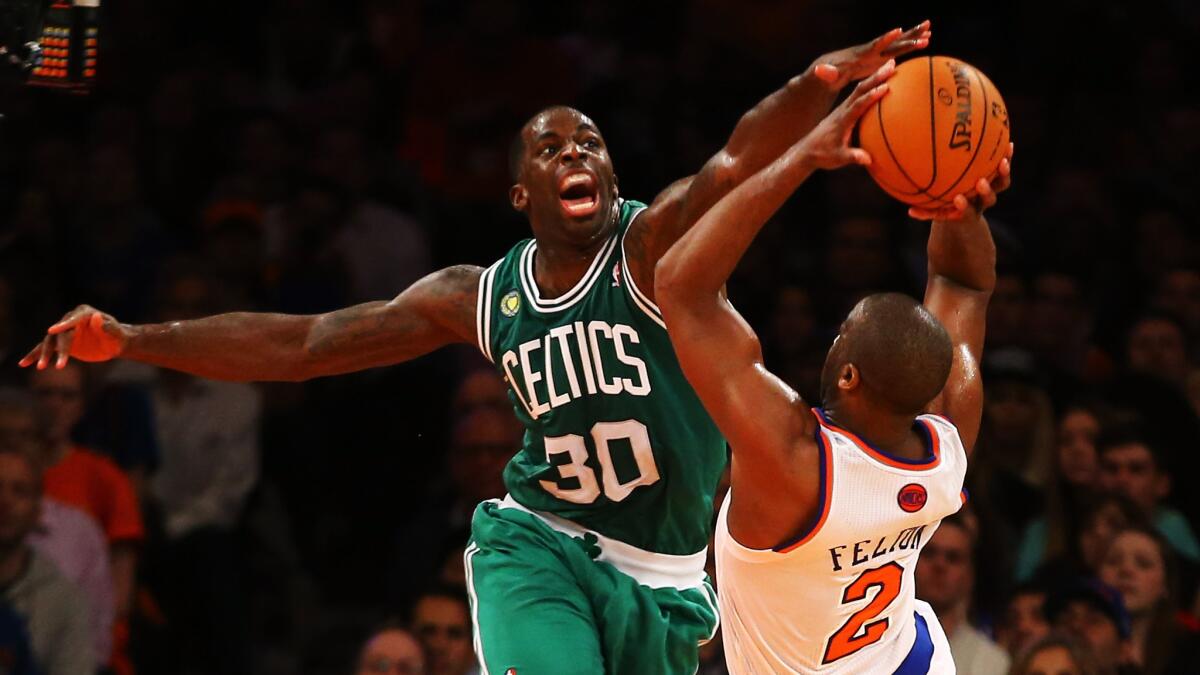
[558,171,599,217]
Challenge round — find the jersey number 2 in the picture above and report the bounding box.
[822,562,904,664]
[540,419,660,503]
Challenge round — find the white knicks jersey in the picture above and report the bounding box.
[715,408,967,674]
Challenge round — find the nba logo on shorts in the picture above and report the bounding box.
[505,670,517,675]
[897,483,927,513]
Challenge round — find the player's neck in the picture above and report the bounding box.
[532,230,612,299]
[824,405,925,460]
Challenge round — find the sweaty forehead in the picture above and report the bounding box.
[525,108,599,141]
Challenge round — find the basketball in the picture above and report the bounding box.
[856,55,1010,209]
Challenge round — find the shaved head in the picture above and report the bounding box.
[509,105,592,182]
[821,293,953,414]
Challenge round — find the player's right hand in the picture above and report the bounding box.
[19,305,130,369]
[796,60,895,170]
[812,20,930,91]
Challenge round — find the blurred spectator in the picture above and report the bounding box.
[1096,526,1200,674]
[1125,313,1192,390]
[1007,633,1100,675]
[1152,268,1200,356]
[1095,424,1200,563]
[30,494,115,665]
[821,216,900,320]
[27,362,144,671]
[0,444,94,675]
[107,264,259,675]
[0,603,38,675]
[354,622,425,675]
[976,364,1056,534]
[391,399,519,603]
[69,142,171,321]
[763,284,824,399]
[1025,271,1112,390]
[409,585,477,675]
[1044,579,1133,674]
[71,375,161,486]
[197,204,268,306]
[1030,493,1146,588]
[450,367,512,419]
[1015,401,1110,582]
[986,272,1031,354]
[261,175,352,313]
[310,125,432,303]
[995,582,1051,658]
[985,369,1057,488]
[916,513,1011,675]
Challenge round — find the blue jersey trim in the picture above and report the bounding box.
[817,408,937,467]
[773,416,829,552]
[892,611,934,675]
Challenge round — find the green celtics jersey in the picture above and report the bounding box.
[475,199,727,555]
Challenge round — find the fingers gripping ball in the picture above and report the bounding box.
[856,56,1010,208]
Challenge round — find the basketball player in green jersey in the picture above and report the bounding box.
[23,24,931,674]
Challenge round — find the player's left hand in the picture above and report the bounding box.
[812,21,931,91]
[908,142,1014,222]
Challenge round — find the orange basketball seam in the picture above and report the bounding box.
[875,57,933,194]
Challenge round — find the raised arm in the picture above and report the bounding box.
[21,265,481,382]
[920,146,1013,454]
[655,69,892,548]
[625,22,930,295]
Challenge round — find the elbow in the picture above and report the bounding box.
[653,255,685,307]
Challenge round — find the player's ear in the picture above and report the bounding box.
[510,183,529,212]
[612,173,620,199]
[839,363,860,391]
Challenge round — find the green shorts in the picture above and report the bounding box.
[464,498,720,675]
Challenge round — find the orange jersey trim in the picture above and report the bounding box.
[775,410,835,553]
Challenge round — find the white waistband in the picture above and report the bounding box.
[496,494,708,590]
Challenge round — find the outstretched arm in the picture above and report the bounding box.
[21,265,481,382]
[625,22,930,295]
[921,145,1013,454]
[655,68,892,548]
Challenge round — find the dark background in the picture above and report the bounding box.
[1,0,1198,673]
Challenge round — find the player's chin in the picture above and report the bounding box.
[559,196,611,232]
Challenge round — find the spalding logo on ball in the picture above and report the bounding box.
[856,56,1010,209]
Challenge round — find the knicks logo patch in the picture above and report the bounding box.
[897,483,928,513]
[500,291,521,317]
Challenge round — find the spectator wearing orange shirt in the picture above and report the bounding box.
[28,361,143,672]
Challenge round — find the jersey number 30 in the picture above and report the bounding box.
[822,562,905,664]
[540,419,660,503]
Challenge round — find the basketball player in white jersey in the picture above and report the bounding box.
[655,61,1012,674]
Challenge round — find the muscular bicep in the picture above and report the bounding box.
[923,276,988,454]
[303,265,481,377]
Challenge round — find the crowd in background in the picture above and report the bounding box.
[1,0,1199,673]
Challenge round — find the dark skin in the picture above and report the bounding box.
[655,59,1012,550]
[21,24,932,385]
